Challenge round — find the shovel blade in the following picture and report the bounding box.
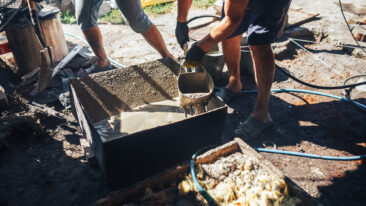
[178,69,214,109]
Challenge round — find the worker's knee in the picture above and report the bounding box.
[115,0,152,33]
[73,0,102,30]
[125,12,152,33]
[76,15,98,31]
[249,44,272,54]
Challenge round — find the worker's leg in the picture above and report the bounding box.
[73,0,110,67]
[234,0,291,139]
[249,44,275,123]
[115,0,174,59]
[82,27,109,67]
[141,25,175,59]
[222,34,242,93]
[244,0,291,123]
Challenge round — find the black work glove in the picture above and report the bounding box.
[184,42,206,67]
[175,21,189,49]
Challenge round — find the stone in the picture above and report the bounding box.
[353,26,366,42]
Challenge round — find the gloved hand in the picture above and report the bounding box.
[183,42,206,68]
[175,21,189,49]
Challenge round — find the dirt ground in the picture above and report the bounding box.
[1,0,366,205]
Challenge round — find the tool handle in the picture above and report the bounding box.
[27,0,47,48]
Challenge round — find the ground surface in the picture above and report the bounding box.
[1,0,366,205]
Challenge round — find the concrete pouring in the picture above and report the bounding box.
[69,57,228,188]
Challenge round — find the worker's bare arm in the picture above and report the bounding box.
[177,0,193,22]
[197,0,248,52]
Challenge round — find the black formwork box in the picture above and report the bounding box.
[69,58,227,188]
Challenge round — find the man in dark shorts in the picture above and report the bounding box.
[175,0,291,139]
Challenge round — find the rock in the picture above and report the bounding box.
[61,0,74,13]
[99,1,112,17]
[0,85,8,112]
[353,26,366,42]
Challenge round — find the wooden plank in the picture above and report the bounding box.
[96,139,315,206]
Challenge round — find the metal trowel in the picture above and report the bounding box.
[178,58,214,117]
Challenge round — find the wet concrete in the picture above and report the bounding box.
[93,98,187,142]
[69,57,181,123]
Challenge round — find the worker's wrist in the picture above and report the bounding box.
[185,42,206,63]
[177,15,188,23]
[196,37,214,53]
[176,21,188,26]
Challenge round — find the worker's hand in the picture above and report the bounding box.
[183,42,206,67]
[175,21,190,49]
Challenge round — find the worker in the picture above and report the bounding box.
[176,0,291,139]
[73,0,175,73]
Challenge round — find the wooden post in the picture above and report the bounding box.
[5,13,68,75]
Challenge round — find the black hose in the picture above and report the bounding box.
[338,0,366,55]
[342,74,366,112]
[187,15,221,24]
[276,65,366,89]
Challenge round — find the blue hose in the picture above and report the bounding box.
[191,154,217,205]
[190,147,218,206]
[255,148,366,161]
[237,88,366,112]
[63,32,127,68]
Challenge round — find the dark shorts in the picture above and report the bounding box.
[222,0,291,45]
[73,0,152,33]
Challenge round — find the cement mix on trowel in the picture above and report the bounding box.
[93,98,189,141]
